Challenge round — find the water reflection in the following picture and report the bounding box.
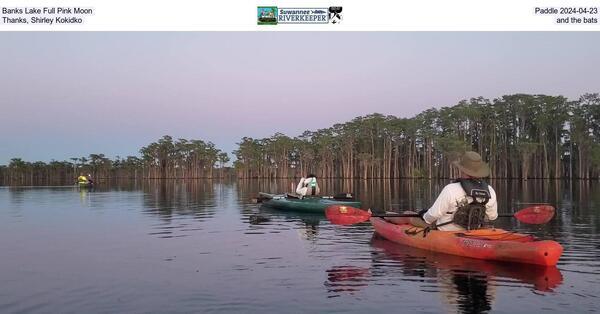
[235,178,439,210]
[446,272,493,313]
[369,235,563,309]
[324,266,370,296]
[235,179,598,214]
[0,179,598,314]
[78,187,91,206]
[140,180,223,238]
[246,206,326,241]
[323,234,563,304]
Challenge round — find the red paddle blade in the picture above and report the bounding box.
[325,205,371,225]
[514,205,555,224]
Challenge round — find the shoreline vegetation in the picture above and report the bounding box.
[1,93,599,185]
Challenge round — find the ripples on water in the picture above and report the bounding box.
[0,179,598,313]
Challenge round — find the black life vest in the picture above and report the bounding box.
[451,179,491,230]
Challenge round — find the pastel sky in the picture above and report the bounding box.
[1,32,599,164]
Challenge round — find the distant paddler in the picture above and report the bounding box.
[77,173,89,185]
[77,173,94,186]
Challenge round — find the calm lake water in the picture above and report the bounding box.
[1,179,599,313]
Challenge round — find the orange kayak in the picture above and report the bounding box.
[371,217,563,266]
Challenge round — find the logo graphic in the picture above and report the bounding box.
[278,8,329,24]
[257,6,278,25]
[328,7,343,24]
[257,6,342,25]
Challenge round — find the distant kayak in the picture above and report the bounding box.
[258,192,361,213]
[78,181,94,188]
[371,217,563,266]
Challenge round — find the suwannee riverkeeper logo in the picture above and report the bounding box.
[257,6,342,25]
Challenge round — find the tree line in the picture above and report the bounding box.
[2,93,599,185]
[233,93,600,180]
[0,136,231,185]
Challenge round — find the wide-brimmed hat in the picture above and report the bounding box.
[452,151,490,178]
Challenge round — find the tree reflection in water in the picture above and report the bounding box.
[141,180,221,238]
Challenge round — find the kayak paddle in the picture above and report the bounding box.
[325,205,555,225]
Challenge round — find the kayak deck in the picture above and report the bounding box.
[371,217,563,266]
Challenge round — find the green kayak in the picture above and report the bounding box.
[78,181,94,188]
[258,192,361,213]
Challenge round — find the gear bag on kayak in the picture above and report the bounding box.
[446,179,491,230]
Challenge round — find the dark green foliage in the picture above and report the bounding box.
[0,136,231,184]
[234,93,600,179]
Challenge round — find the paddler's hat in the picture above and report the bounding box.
[452,151,490,178]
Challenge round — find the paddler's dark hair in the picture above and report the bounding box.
[307,174,316,178]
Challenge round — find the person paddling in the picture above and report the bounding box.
[77,173,89,184]
[409,151,498,231]
[296,174,320,198]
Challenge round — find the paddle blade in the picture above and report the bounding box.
[325,205,371,225]
[514,205,555,224]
